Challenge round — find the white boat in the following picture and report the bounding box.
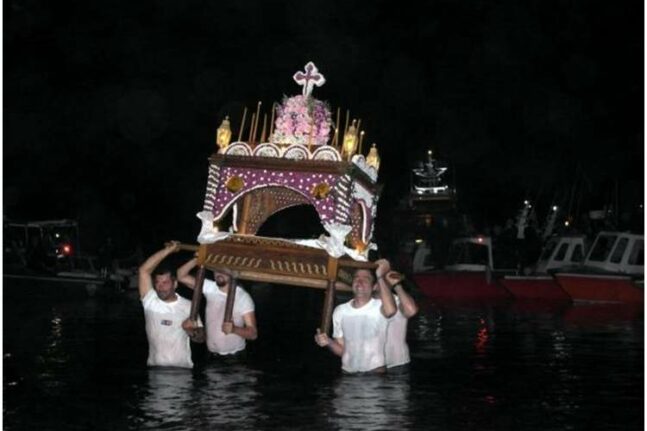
[3,219,129,294]
[554,231,644,304]
[501,235,587,302]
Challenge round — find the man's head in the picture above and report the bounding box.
[213,268,234,288]
[152,266,177,301]
[351,268,376,300]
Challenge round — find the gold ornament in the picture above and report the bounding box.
[225,176,245,193]
[311,182,331,199]
[366,143,380,171]
[217,116,232,151]
[342,122,358,160]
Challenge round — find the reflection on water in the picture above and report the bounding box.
[3,281,643,431]
[131,365,264,430]
[134,368,195,430]
[324,374,413,431]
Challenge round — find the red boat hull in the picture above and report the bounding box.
[555,273,644,304]
[563,303,643,326]
[412,271,510,301]
[500,275,571,302]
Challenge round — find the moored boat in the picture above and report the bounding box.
[412,236,511,302]
[3,219,129,296]
[500,235,587,302]
[554,231,644,304]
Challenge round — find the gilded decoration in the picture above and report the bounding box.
[225,175,245,193]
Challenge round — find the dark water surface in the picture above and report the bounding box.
[3,280,644,430]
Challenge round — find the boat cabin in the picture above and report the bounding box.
[535,235,587,273]
[4,219,79,269]
[444,236,493,272]
[583,231,644,275]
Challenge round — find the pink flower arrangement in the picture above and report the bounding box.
[272,95,332,146]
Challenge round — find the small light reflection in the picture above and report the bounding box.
[474,318,489,354]
[49,316,63,349]
[484,394,496,404]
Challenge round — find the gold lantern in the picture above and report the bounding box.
[216,116,232,151]
[366,143,380,171]
[342,123,358,160]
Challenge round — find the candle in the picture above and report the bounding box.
[344,109,350,135]
[248,113,256,143]
[252,101,262,145]
[359,130,365,155]
[237,107,248,142]
[269,102,276,140]
[260,114,268,143]
[335,107,340,146]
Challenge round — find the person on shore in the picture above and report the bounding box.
[138,241,202,369]
[314,259,397,374]
[382,271,418,372]
[178,258,257,358]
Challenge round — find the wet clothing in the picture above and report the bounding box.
[385,296,410,368]
[202,280,255,355]
[332,298,389,373]
[142,289,194,368]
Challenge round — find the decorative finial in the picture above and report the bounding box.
[366,143,381,172]
[293,62,326,97]
[342,121,358,161]
[216,116,232,151]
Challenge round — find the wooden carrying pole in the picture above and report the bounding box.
[319,256,339,335]
[175,243,199,252]
[223,277,237,324]
[190,266,207,321]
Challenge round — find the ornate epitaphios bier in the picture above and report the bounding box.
[188,62,383,332]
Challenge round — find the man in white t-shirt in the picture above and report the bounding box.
[382,271,418,372]
[178,258,257,357]
[138,242,202,369]
[314,259,397,373]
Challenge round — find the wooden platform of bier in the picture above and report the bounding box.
[179,235,377,334]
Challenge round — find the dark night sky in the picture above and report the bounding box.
[3,0,644,254]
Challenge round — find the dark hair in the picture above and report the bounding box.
[152,265,176,279]
[352,268,376,283]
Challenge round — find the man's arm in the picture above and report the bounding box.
[314,329,344,357]
[375,259,397,318]
[393,284,419,318]
[177,257,198,289]
[386,270,418,318]
[137,241,180,299]
[222,311,258,340]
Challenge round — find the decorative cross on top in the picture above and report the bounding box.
[293,62,326,97]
